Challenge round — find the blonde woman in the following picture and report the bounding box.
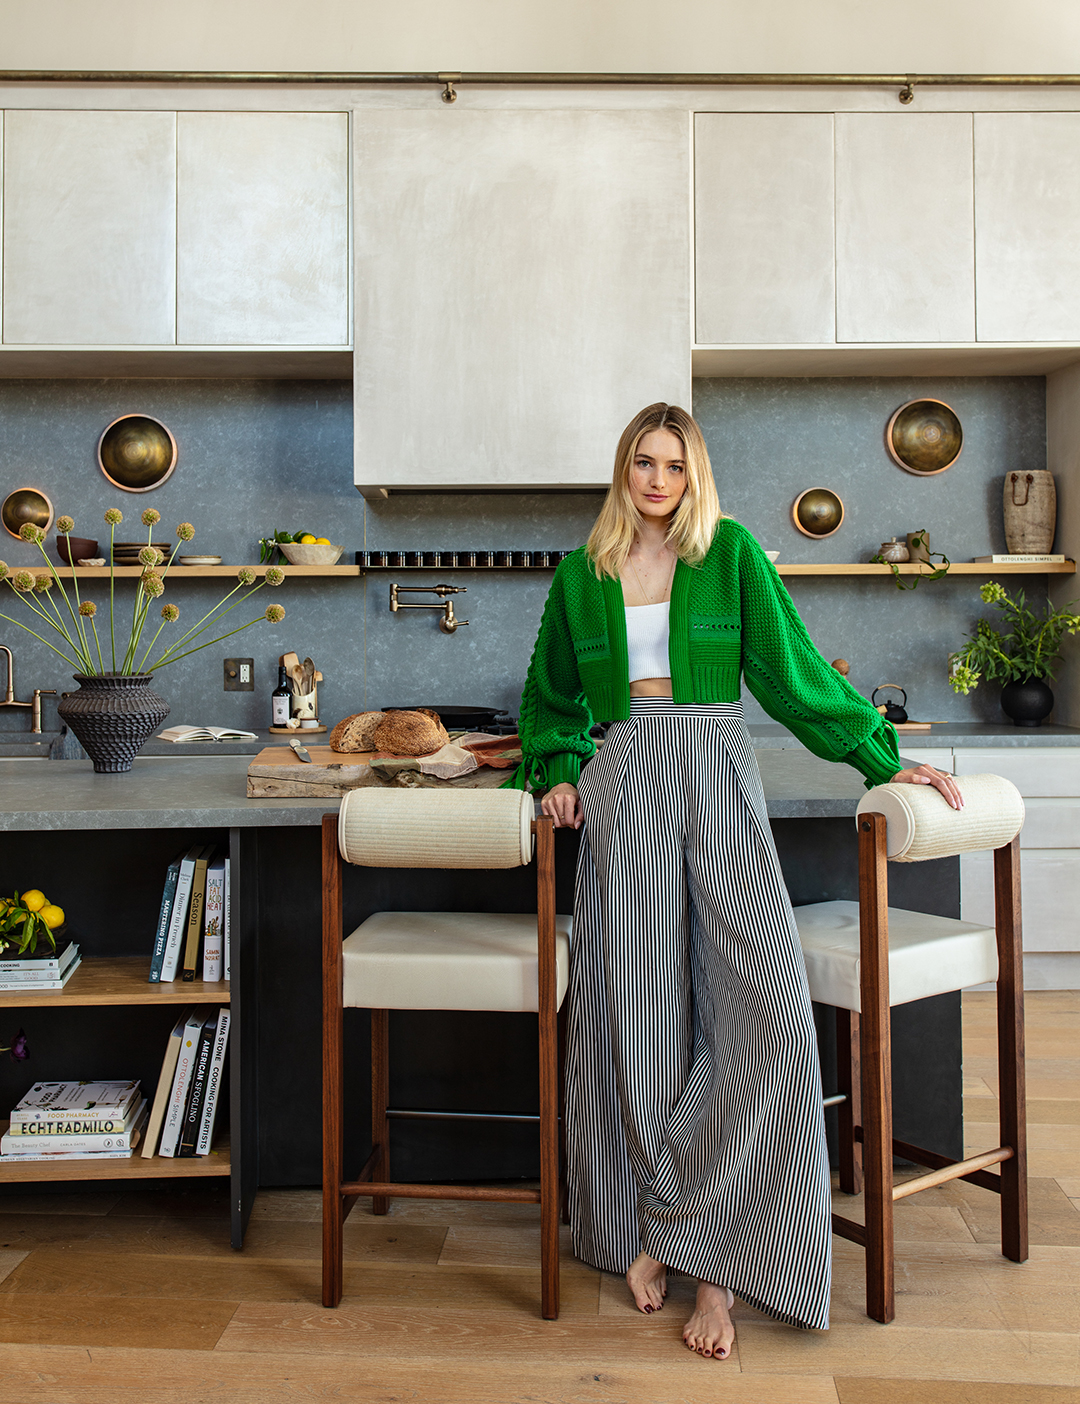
[514,403,960,1359]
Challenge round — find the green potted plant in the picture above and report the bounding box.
[0,509,287,772]
[949,581,1080,726]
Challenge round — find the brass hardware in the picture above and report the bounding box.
[390,583,469,634]
[439,72,461,103]
[32,689,56,734]
[792,487,845,539]
[899,81,915,103]
[97,414,178,493]
[0,645,53,730]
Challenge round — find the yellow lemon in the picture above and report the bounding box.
[21,890,47,912]
[314,537,331,545]
[300,534,317,545]
[39,905,65,930]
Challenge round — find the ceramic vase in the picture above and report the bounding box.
[57,673,169,773]
[1004,471,1056,554]
[999,677,1054,728]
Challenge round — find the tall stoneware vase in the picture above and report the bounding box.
[1004,471,1056,554]
[57,673,169,773]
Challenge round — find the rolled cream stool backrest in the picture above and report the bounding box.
[337,787,535,868]
[856,773,1024,863]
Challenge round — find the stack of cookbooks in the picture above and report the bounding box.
[0,940,81,993]
[142,1006,230,1158]
[0,1080,147,1162]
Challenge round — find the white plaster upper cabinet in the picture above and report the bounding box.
[835,114,975,344]
[975,114,1080,342]
[354,110,689,493]
[177,112,349,346]
[3,110,176,345]
[694,113,834,346]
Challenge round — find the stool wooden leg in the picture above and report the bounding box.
[994,837,1028,1263]
[859,811,894,1324]
[558,1002,570,1227]
[536,816,560,1320]
[836,1008,863,1196]
[321,815,345,1308]
[371,1008,390,1217]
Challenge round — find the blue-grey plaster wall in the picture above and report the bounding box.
[0,374,1049,737]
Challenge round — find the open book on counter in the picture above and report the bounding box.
[158,725,258,743]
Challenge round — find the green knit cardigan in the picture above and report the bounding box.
[511,518,902,792]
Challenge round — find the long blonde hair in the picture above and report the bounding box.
[586,403,721,579]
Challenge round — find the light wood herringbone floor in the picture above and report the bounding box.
[0,991,1074,1404]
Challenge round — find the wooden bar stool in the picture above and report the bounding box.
[793,772,1027,1324]
[321,786,569,1318]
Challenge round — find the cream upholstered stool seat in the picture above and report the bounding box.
[322,787,566,1320]
[342,911,571,1012]
[793,772,1027,1325]
[795,900,998,1011]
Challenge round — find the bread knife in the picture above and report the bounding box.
[289,738,313,763]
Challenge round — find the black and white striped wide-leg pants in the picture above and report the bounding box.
[566,698,832,1331]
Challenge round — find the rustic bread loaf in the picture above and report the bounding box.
[373,709,449,757]
[328,711,385,753]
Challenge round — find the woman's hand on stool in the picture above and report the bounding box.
[541,783,583,829]
[889,763,964,810]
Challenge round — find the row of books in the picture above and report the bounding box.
[1,1080,148,1161]
[0,939,81,993]
[143,1006,230,1158]
[0,1009,231,1164]
[150,846,230,983]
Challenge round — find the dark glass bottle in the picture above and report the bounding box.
[271,665,291,727]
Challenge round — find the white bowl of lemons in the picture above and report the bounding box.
[279,538,344,566]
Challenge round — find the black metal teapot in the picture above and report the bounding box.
[872,684,909,724]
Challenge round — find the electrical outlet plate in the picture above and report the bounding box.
[224,658,254,691]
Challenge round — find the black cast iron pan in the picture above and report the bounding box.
[384,705,512,731]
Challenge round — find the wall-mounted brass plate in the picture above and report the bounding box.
[792,487,845,539]
[886,398,963,475]
[97,414,178,493]
[1,486,53,540]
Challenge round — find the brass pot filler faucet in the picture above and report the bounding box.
[389,583,469,635]
[0,644,56,732]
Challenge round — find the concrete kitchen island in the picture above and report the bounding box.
[0,741,1034,1221]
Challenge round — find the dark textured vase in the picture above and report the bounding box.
[999,676,1054,727]
[57,673,169,773]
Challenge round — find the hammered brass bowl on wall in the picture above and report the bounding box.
[97,414,178,493]
[886,398,963,475]
[1,487,53,540]
[793,487,845,539]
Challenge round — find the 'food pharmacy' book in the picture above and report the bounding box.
[1,1102,148,1156]
[158,725,258,743]
[11,1080,141,1125]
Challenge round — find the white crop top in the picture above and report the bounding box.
[625,601,671,682]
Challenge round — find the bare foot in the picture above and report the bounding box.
[626,1251,668,1314]
[683,1281,735,1359]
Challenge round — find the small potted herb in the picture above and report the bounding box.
[949,581,1080,725]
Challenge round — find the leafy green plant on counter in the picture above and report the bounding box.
[259,530,311,565]
[949,581,1080,694]
[0,510,287,675]
[870,530,951,591]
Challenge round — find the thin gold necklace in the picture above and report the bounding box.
[627,546,676,605]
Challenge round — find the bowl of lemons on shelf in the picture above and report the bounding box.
[278,533,344,567]
[0,889,65,956]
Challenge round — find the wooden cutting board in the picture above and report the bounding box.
[246,746,507,798]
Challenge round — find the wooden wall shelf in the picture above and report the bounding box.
[0,1129,230,1182]
[46,565,359,579]
[0,957,230,1008]
[776,562,1076,576]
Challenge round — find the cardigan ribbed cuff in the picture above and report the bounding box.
[848,727,903,789]
[543,752,584,789]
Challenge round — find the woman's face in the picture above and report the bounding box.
[627,429,688,523]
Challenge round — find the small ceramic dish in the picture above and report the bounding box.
[279,542,344,566]
[765,551,780,562]
[178,555,223,566]
[77,558,107,567]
